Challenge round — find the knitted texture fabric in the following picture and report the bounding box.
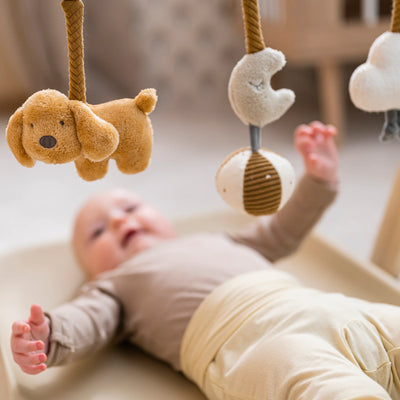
[243,151,281,215]
[391,0,400,33]
[62,0,86,102]
[242,0,265,54]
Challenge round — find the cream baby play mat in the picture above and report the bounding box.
[1,211,400,400]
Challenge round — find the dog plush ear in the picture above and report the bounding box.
[69,100,120,161]
[6,107,35,167]
[135,88,157,114]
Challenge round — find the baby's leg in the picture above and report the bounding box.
[358,300,400,399]
[204,332,391,400]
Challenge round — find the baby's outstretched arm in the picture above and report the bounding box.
[10,305,50,375]
[11,287,122,373]
[230,121,339,262]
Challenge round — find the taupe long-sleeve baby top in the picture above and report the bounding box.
[46,175,337,371]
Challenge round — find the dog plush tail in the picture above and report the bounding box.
[135,88,157,114]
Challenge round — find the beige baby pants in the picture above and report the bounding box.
[181,270,400,400]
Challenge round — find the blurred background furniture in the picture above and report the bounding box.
[0,0,146,110]
[259,0,392,141]
[0,0,392,127]
[0,0,241,113]
[0,0,67,110]
[372,162,400,276]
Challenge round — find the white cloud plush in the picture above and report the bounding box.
[349,31,400,112]
[228,48,295,128]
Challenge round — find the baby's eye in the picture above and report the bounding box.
[125,204,138,213]
[91,227,105,240]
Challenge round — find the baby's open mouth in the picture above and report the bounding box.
[121,229,140,248]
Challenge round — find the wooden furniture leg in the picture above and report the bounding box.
[371,163,400,276]
[317,62,345,144]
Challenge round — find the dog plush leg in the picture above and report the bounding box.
[114,152,151,174]
[74,157,109,181]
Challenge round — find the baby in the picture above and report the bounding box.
[11,122,400,400]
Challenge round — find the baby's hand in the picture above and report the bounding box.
[10,305,50,375]
[295,121,339,184]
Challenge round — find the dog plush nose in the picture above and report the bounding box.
[39,135,57,149]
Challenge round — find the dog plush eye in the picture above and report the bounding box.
[60,120,65,126]
[30,123,34,128]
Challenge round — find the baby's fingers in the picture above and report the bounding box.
[13,351,47,367]
[310,121,337,138]
[295,124,313,137]
[11,337,44,354]
[326,124,338,137]
[309,121,326,132]
[309,121,332,140]
[11,321,30,337]
[29,305,46,326]
[20,363,47,375]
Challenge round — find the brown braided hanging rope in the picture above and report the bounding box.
[61,0,86,102]
[242,0,266,54]
[391,0,400,33]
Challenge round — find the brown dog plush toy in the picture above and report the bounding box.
[6,88,157,181]
[6,0,157,181]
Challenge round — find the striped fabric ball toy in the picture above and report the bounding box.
[216,148,295,216]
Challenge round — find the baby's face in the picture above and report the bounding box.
[73,189,176,279]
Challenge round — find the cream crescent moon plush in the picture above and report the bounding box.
[216,0,297,216]
[228,48,295,128]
